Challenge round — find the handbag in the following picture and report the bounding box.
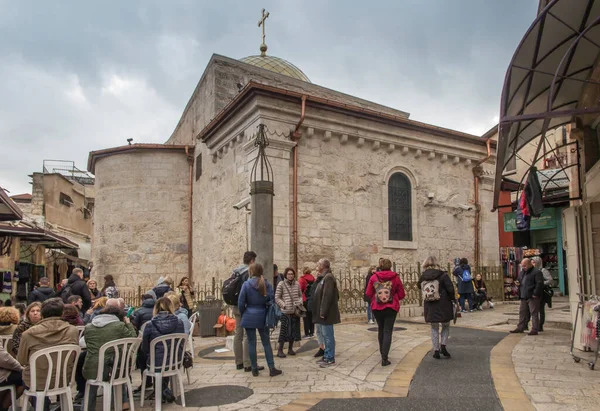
[283,282,306,318]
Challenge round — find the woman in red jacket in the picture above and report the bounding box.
[365,258,405,366]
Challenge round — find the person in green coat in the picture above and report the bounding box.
[79,305,137,410]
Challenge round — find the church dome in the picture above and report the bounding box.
[240,55,311,83]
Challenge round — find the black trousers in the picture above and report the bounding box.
[373,308,398,361]
[303,302,314,336]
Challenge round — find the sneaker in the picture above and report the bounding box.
[316,358,327,365]
[461,310,467,313]
[477,307,483,311]
[245,366,264,372]
[313,348,325,358]
[368,320,375,325]
[269,368,283,377]
[489,302,495,308]
[319,359,336,368]
[433,351,440,359]
[163,388,175,403]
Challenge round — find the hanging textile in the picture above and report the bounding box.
[525,167,544,217]
[13,261,19,281]
[581,299,600,351]
[516,192,530,231]
[1,271,11,294]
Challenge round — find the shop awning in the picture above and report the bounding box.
[0,189,23,221]
[0,224,79,249]
[494,0,600,208]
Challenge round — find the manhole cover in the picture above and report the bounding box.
[177,385,253,407]
[368,327,407,332]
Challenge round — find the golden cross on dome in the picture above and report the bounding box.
[258,8,270,56]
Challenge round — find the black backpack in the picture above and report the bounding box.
[222,268,248,306]
[59,284,73,303]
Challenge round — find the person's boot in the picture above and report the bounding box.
[433,350,441,359]
[441,345,451,358]
[288,341,296,356]
[277,342,287,358]
[313,347,324,358]
[269,367,283,377]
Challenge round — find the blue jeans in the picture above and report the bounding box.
[245,327,275,370]
[459,293,474,311]
[367,305,374,322]
[320,324,335,361]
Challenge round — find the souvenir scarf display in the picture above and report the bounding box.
[580,298,600,351]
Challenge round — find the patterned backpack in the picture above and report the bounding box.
[421,279,441,302]
[374,274,393,304]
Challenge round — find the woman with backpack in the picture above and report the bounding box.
[275,267,303,358]
[100,274,119,299]
[298,267,315,338]
[452,258,475,313]
[363,266,377,325]
[238,263,282,377]
[365,259,405,366]
[419,256,456,359]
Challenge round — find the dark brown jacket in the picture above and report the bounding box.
[311,272,340,325]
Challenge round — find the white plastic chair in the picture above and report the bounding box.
[22,344,81,411]
[187,313,197,354]
[140,333,188,411]
[83,338,140,411]
[0,385,17,411]
[138,322,148,339]
[76,326,86,340]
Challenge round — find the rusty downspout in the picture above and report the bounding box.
[291,95,307,273]
[473,138,492,268]
[185,146,194,283]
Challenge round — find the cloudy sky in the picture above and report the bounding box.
[0,0,538,195]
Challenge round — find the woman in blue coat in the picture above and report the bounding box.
[238,263,283,377]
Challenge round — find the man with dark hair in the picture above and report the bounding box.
[233,251,256,372]
[273,264,284,289]
[17,298,78,391]
[67,295,84,319]
[61,268,92,312]
[28,277,55,303]
[131,293,156,330]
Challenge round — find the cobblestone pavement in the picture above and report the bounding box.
[134,322,431,410]
[128,299,598,411]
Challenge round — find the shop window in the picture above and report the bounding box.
[388,173,412,242]
[195,153,202,181]
[59,192,73,207]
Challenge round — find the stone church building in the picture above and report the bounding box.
[88,42,498,289]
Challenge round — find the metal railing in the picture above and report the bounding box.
[121,265,504,316]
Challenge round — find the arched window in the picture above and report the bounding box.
[388,173,412,242]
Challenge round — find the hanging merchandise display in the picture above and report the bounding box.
[1,271,11,294]
[571,294,599,371]
[525,166,545,217]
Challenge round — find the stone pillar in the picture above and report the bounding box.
[250,181,274,278]
[249,124,275,278]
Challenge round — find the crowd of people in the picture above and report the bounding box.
[0,251,555,410]
[0,268,197,411]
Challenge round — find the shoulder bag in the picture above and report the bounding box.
[284,282,306,318]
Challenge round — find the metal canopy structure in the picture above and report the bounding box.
[0,224,79,249]
[494,0,600,208]
[0,188,23,222]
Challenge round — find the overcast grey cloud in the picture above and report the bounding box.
[0,0,537,195]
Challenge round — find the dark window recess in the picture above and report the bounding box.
[388,173,412,242]
[195,153,202,181]
[59,193,73,207]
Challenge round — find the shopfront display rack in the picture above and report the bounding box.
[570,293,599,370]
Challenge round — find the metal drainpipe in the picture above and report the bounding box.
[185,146,194,283]
[472,138,492,268]
[291,96,307,273]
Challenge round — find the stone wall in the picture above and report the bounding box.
[92,150,190,291]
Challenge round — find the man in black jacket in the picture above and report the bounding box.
[131,294,156,331]
[61,268,92,312]
[511,258,544,335]
[28,277,55,303]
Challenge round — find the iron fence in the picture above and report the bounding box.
[120,264,504,316]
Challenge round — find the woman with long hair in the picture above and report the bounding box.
[101,275,119,299]
[141,297,184,403]
[176,277,195,317]
[87,279,101,299]
[275,267,303,357]
[83,296,108,324]
[62,304,84,326]
[11,302,42,355]
[238,263,282,377]
[418,256,456,359]
[365,259,406,366]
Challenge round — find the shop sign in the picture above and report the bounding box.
[503,208,556,232]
